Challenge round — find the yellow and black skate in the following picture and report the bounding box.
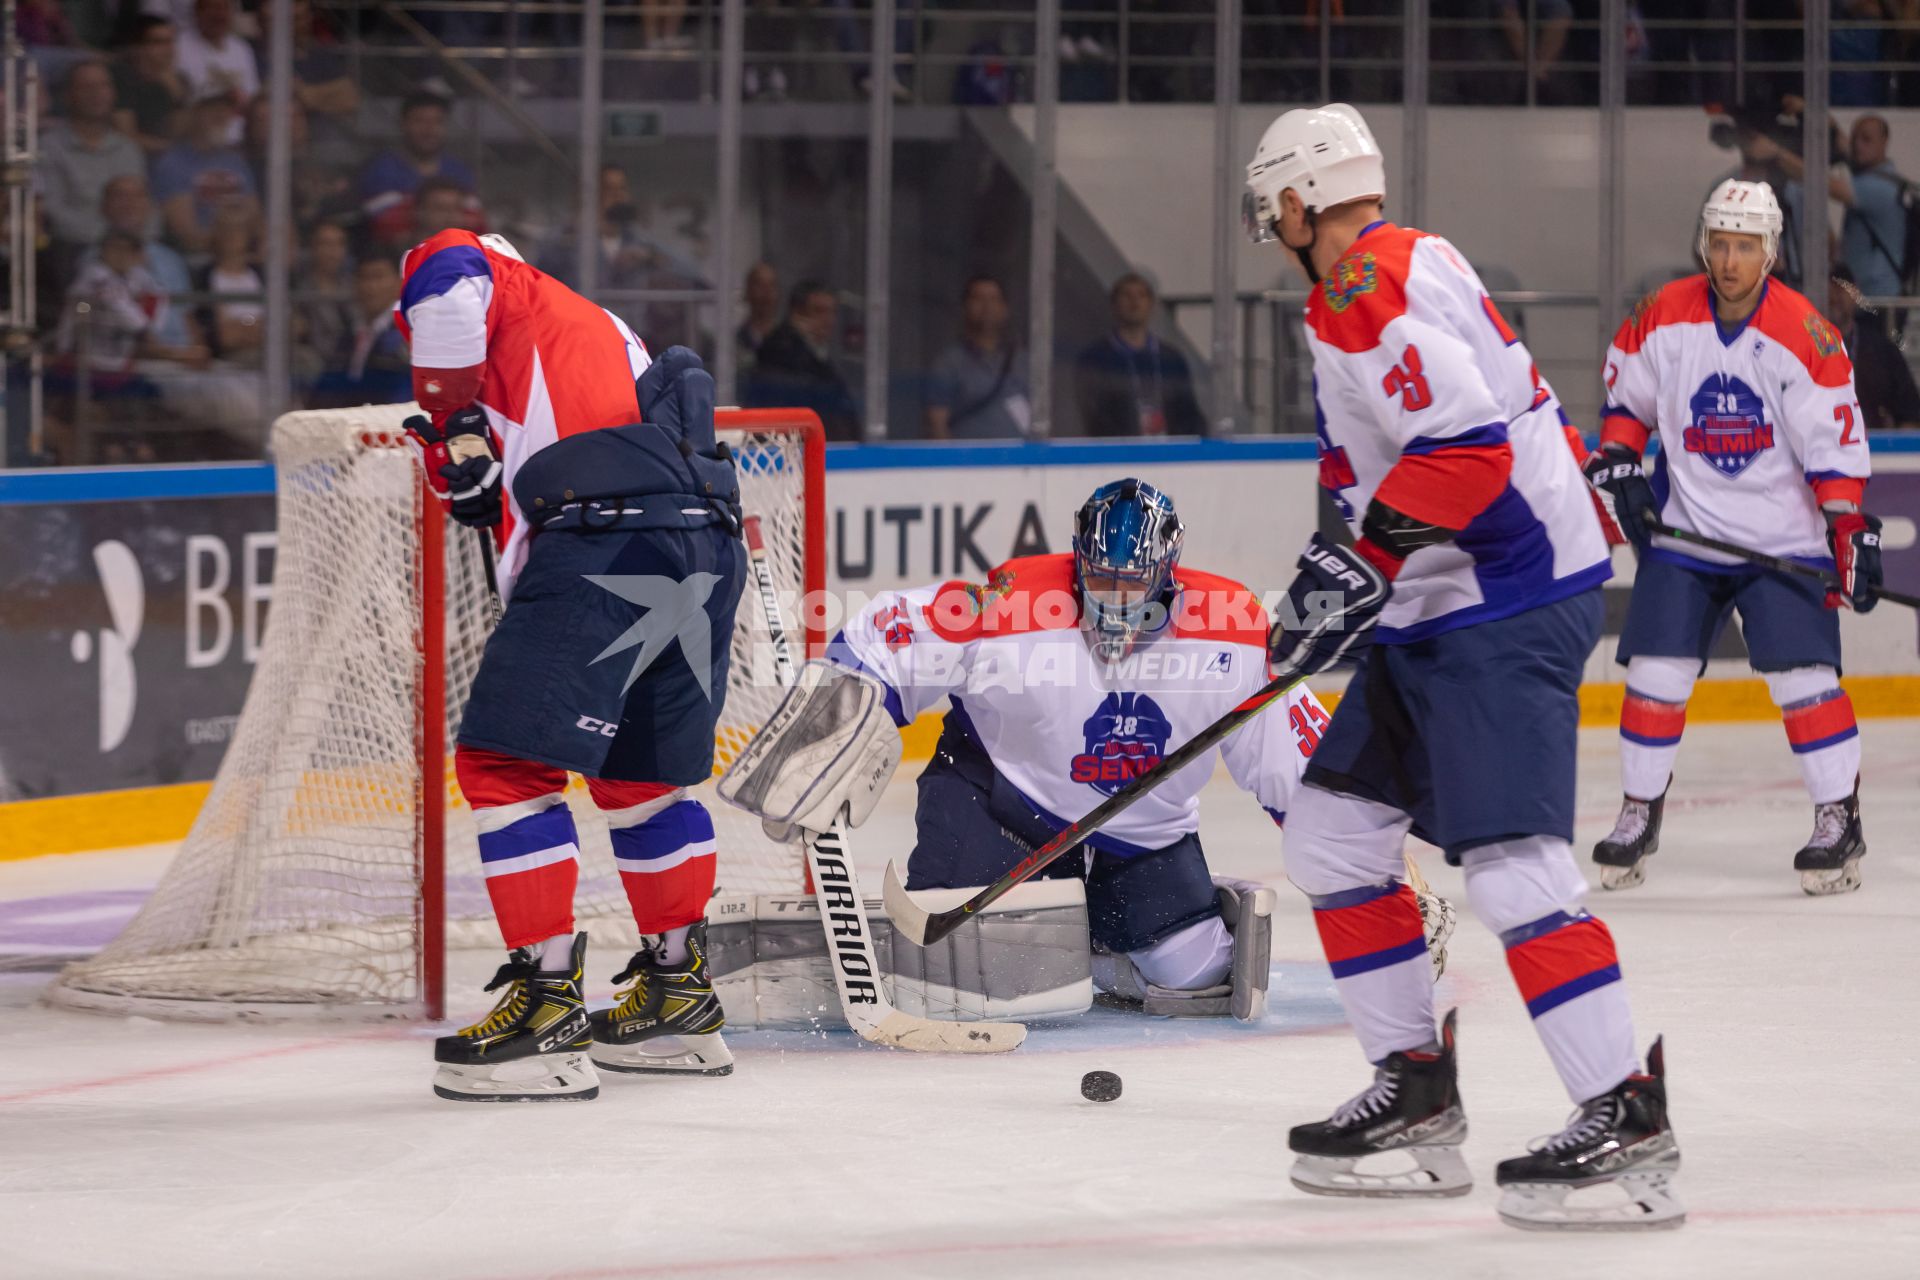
[432,932,599,1102]
[589,921,734,1076]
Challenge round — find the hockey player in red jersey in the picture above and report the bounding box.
[399,229,746,1100]
[1587,180,1880,897]
[1244,104,1681,1230]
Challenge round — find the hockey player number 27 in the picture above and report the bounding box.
[1835,403,1860,446]
[1382,345,1433,412]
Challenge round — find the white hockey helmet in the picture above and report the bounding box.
[1698,178,1783,270]
[1243,103,1387,244]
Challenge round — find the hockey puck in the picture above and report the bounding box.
[1080,1070,1122,1103]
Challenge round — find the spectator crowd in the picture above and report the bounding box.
[17,2,1920,462]
[22,0,484,460]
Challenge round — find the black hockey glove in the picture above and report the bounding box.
[1825,506,1883,614]
[1268,532,1393,678]
[1582,442,1658,551]
[406,407,502,528]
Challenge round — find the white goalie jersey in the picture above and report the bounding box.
[825,553,1328,855]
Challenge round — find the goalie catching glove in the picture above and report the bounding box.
[718,660,904,839]
[404,407,503,528]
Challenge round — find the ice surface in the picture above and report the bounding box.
[3,724,1918,1279]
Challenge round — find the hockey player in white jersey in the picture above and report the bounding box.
[1244,104,1681,1230]
[1587,179,1880,896]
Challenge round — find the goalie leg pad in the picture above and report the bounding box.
[1094,880,1273,1020]
[718,660,903,837]
[705,880,1093,1028]
[1096,917,1234,1018]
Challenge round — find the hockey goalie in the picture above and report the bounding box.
[720,478,1454,1026]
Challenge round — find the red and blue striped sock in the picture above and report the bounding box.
[1309,881,1435,1063]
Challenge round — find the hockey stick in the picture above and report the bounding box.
[1647,522,1920,610]
[883,665,1310,949]
[474,528,503,623]
[742,516,1025,1053]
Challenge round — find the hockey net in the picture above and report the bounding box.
[48,404,825,1021]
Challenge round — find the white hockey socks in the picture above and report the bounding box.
[1619,655,1696,801]
[1767,668,1860,805]
[1463,837,1640,1104]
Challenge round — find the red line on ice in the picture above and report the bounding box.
[0,1028,406,1105]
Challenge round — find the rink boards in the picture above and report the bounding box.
[3,435,1919,858]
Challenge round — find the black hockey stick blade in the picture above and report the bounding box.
[1647,522,1919,610]
[885,666,1309,948]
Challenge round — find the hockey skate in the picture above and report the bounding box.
[1495,1037,1683,1232]
[1794,787,1865,897]
[1593,788,1666,891]
[589,921,734,1076]
[1289,1008,1471,1198]
[433,932,599,1102]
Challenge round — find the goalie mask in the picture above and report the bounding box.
[1073,479,1184,665]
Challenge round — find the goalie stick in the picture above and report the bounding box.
[742,516,1025,1053]
[1648,521,1919,610]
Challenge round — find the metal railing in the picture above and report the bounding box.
[1162,288,1604,435]
[318,1,1920,108]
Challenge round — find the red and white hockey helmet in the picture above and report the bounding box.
[1243,103,1386,244]
[1698,178,1783,270]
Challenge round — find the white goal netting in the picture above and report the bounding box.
[48,405,821,1020]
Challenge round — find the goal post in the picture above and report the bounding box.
[48,405,826,1022]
